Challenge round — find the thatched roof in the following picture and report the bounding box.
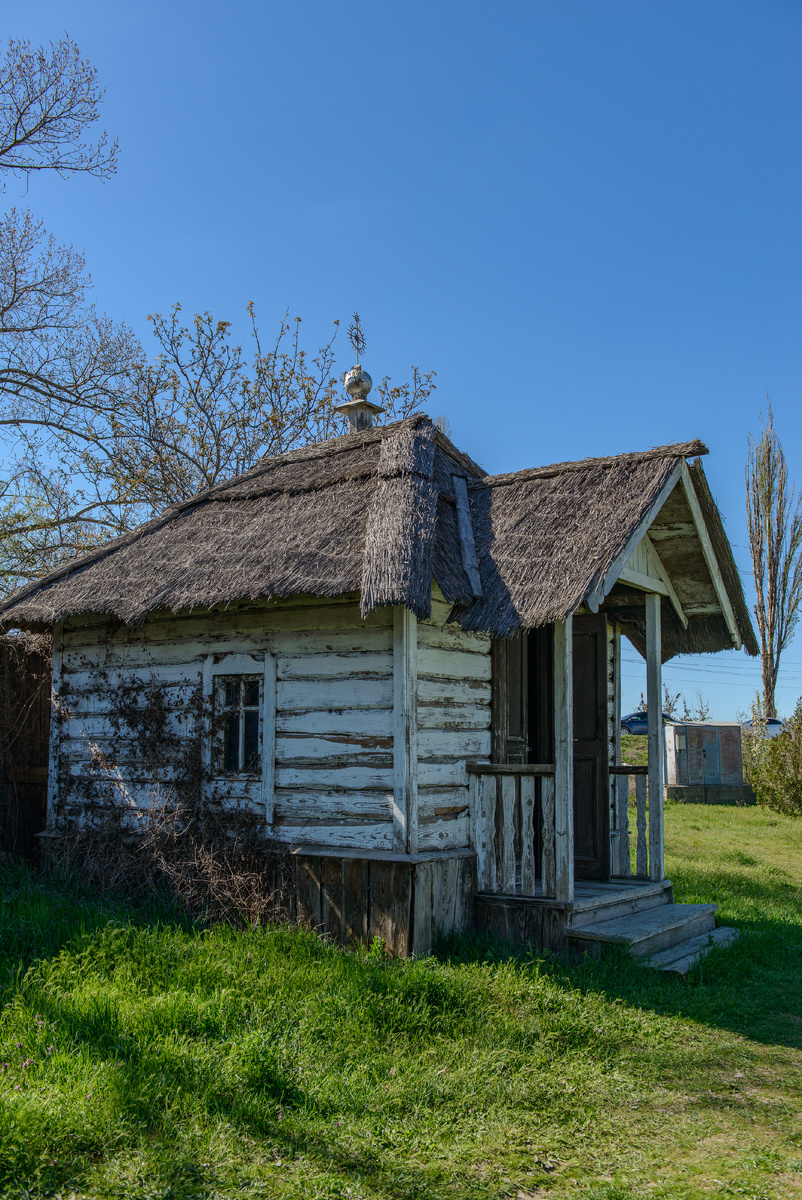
[0,414,757,658]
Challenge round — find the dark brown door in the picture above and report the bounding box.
[572,614,610,880]
[491,634,528,764]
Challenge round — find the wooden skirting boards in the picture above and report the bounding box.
[283,848,476,957]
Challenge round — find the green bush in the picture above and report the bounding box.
[744,698,802,815]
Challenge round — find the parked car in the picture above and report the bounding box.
[620,711,671,736]
[741,717,784,738]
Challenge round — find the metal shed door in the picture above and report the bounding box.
[702,728,722,785]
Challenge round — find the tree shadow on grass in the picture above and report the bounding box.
[440,862,802,1052]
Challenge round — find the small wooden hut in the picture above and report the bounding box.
[0,404,757,968]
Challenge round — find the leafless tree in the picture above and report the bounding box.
[0,36,117,185]
[746,400,802,717]
[0,300,436,592]
[0,35,138,592]
[0,37,436,594]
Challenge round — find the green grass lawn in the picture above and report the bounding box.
[1,803,801,1200]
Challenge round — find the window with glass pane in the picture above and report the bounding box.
[219,677,261,774]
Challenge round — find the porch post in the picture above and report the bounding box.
[553,615,574,902]
[393,606,418,854]
[645,593,665,881]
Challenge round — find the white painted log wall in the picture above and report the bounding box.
[415,592,492,852]
[58,597,396,850]
[56,588,493,855]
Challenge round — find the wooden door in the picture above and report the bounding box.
[492,634,528,764]
[572,614,610,880]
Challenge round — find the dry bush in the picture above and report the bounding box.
[47,780,293,925]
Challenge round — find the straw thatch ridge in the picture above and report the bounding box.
[360,423,439,619]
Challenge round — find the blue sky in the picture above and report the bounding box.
[5,1,802,717]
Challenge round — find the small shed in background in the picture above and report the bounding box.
[664,721,754,805]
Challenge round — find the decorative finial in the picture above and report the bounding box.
[334,311,384,434]
[348,312,367,364]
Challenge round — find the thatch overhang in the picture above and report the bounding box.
[0,415,757,661]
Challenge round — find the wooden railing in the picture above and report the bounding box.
[609,765,650,878]
[467,763,557,897]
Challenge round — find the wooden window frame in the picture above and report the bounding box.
[202,652,276,823]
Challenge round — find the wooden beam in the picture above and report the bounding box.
[262,652,277,824]
[586,459,684,612]
[553,615,574,903]
[617,567,669,596]
[680,462,742,650]
[645,593,665,882]
[643,535,688,629]
[46,622,63,828]
[393,606,418,853]
[452,475,482,597]
[467,762,555,776]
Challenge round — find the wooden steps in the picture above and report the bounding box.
[474,877,738,972]
[566,897,738,975]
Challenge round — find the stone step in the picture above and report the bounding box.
[645,926,739,975]
[568,879,673,927]
[567,902,718,957]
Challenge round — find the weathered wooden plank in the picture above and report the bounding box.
[416,704,491,731]
[432,856,458,934]
[452,474,483,596]
[417,676,491,704]
[615,775,631,876]
[418,786,470,818]
[63,597,393,644]
[275,764,393,790]
[262,652,276,823]
[680,462,741,649]
[273,821,392,851]
[635,774,648,878]
[275,733,393,760]
[320,857,344,944]
[295,856,322,928]
[520,775,536,895]
[393,606,418,854]
[412,860,433,956]
[277,652,392,680]
[553,615,574,903]
[273,791,391,821]
[369,861,412,955]
[64,663,201,690]
[417,729,491,758]
[47,623,64,825]
[479,775,497,892]
[62,625,396,664]
[645,592,665,882]
[466,762,555,776]
[417,814,471,851]
[278,679,393,711]
[541,775,556,898]
[417,761,469,788]
[416,647,492,681]
[276,708,393,736]
[342,858,370,945]
[416,623,489,653]
[500,775,516,893]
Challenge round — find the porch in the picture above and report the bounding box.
[472,593,737,970]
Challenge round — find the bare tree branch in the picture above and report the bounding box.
[0,36,117,186]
